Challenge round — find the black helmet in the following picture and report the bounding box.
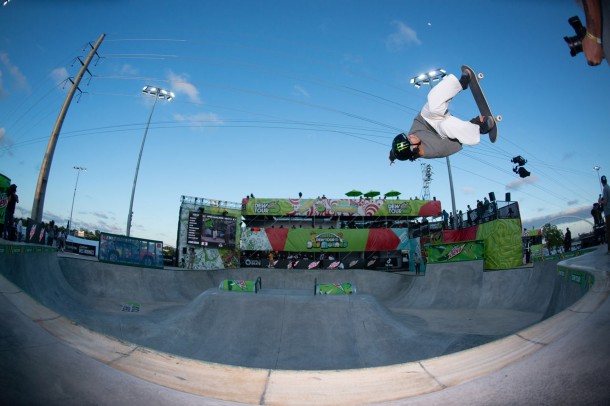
[391,133,418,161]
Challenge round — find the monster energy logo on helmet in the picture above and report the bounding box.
[390,133,416,161]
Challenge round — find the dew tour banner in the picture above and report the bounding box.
[241,227,412,252]
[441,218,522,269]
[426,240,485,263]
[242,197,441,217]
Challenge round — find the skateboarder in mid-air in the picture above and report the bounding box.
[389,67,496,163]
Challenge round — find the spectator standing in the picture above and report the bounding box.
[564,228,572,252]
[4,184,18,241]
[58,229,66,251]
[414,253,422,276]
[47,221,55,247]
[600,175,610,253]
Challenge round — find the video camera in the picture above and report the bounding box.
[511,155,527,166]
[513,166,530,179]
[564,16,587,57]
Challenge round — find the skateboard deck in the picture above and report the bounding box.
[461,64,498,143]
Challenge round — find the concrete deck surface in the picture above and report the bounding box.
[1,244,609,405]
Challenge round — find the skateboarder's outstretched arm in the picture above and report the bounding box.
[582,0,604,66]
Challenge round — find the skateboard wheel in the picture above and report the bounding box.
[478,73,484,79]
[496,115,502,122]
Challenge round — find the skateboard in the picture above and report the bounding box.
[461,65,500,143]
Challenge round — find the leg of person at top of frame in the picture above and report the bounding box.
[420,73,481,146]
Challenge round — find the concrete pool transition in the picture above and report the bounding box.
[1,245,609,405]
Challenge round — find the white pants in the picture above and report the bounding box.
[420,74,480,146]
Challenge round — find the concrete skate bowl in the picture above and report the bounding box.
[0,249,603,405]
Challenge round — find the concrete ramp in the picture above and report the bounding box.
[0,251,589,371]
[1,246,608,405]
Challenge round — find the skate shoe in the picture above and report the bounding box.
[470,115,496,134]
[459,69,471,89]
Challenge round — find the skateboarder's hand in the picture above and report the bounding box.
[583,34,603,66]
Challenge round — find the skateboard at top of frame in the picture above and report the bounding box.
[461,64,501,143]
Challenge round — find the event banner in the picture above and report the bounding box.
[242,197,441,218]
[241,227,411,252]
[426,240,485,263]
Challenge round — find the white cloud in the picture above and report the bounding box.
[0,70,5,98]
[522,205,594,229]
[174,112,223,129]
[167,71,201,104]
[506,175,538,190]
[0,52,30,95]
[119,64,138,75]
[386,21,421,51]
[462,186,476,194]
[49,67,69,86]
[0,127,14,156]
[293,85,310,98]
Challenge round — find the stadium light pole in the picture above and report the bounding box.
[410,69,458,229]
[126,85,174,237]
[68,166,87,235]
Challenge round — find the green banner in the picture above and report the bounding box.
[220,279,257,292]
[477,219,523,269]
[284,229,367,252]
[0,173,11,226]
[317,282,354,295]
[426,240,485,263]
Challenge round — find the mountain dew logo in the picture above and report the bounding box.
[29,226,37,241]
[447,244,465,260]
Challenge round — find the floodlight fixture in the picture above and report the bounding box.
[142,84,175,101]
[594,165,602,193]
[410,68,447,88]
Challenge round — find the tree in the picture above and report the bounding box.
[163,245,176,258]
[542,223,564,255]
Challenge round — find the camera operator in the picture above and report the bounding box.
[581,0,609,66]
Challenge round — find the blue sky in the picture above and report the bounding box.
[1,0,608,247]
